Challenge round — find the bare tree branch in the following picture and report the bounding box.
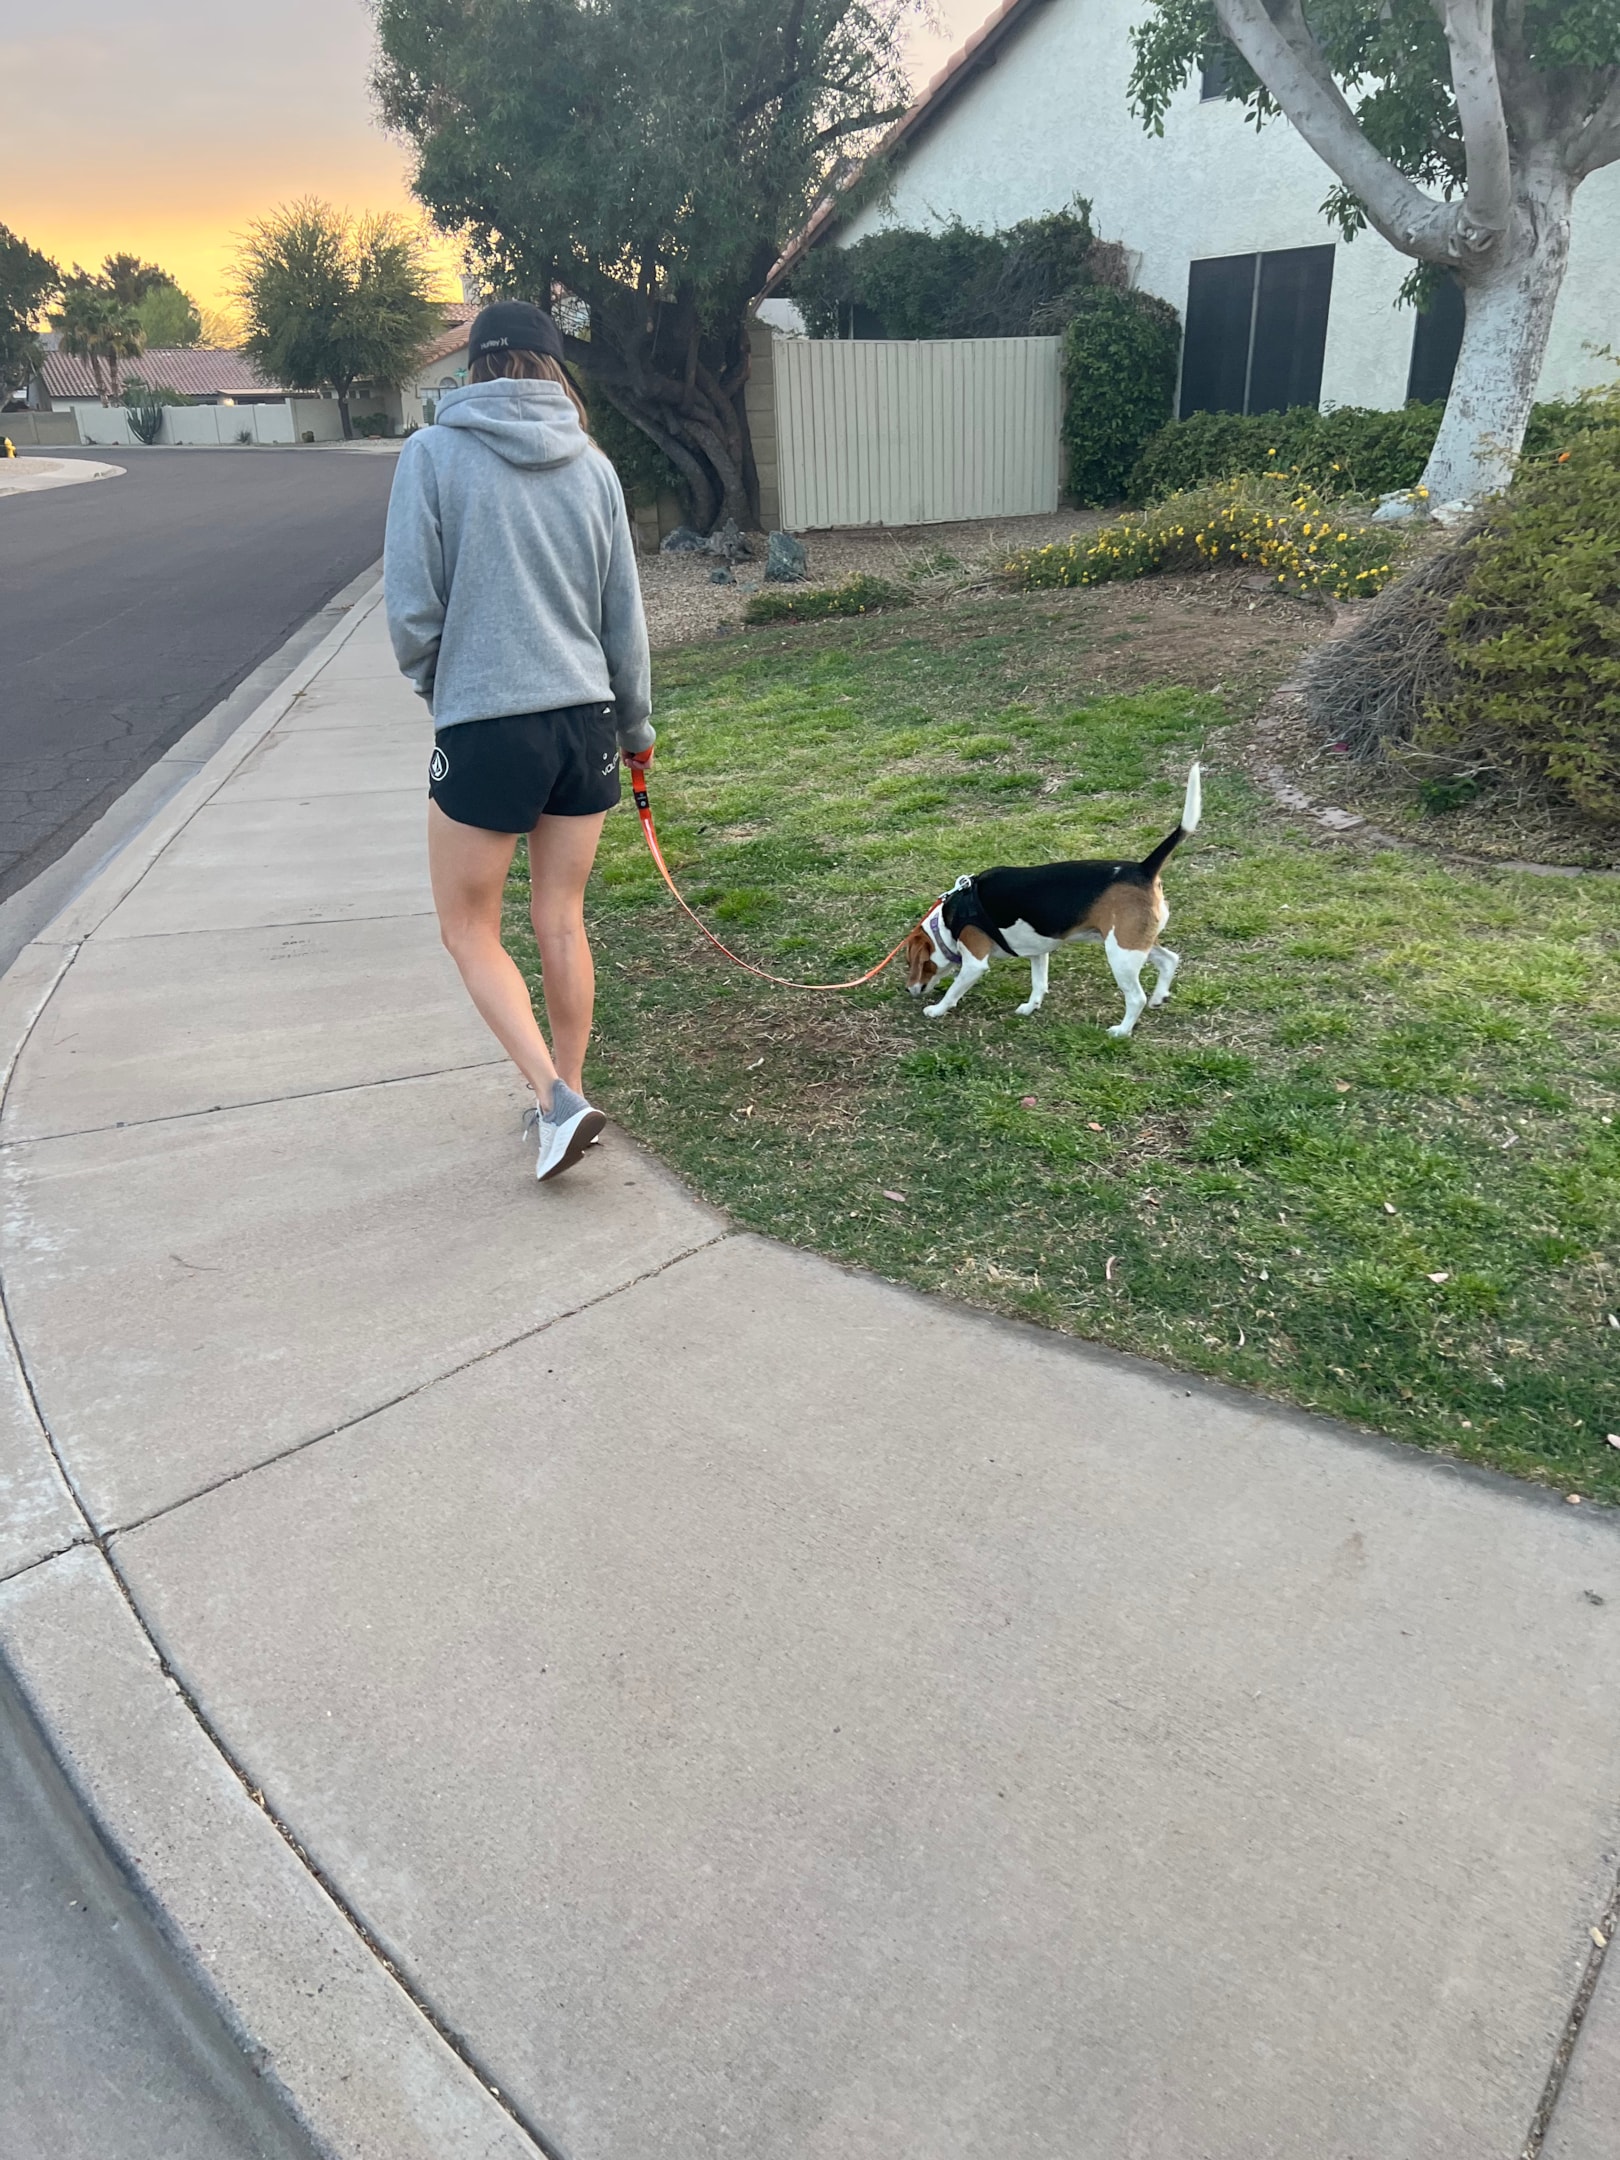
[1567,73,1620,179]
[1438,0,1514,252]
[1213,0,1463,261]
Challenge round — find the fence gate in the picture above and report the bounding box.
[771,333,1062,530]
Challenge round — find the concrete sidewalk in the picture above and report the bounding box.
[2,586,1617,2159]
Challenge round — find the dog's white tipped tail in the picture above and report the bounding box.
[1182,761,1203,836]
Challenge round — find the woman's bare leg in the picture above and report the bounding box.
[428,801,561,1109]
[527,810,609,1096]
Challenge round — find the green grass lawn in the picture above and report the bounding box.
[507,590,1620,1498]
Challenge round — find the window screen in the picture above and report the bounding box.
[1248,246,1335,413]
[1200,51,1233,99]
[1179,245,1335,419]
[1180,254,1257,417]
[1407,274,1466,405]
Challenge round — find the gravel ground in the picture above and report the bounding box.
[639,509,1096,650]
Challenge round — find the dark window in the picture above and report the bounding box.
[1200,50,1233,100]
[1406,273,1466,404]
[1179,245,1335,418]
[1180,255,1255,417]
[1248,246,1335,412]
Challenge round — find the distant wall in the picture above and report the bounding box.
[1,411,81,446]
[68,401,298,447]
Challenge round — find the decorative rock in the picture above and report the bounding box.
[708,566,735,585]
[1372,492,1423,523]
[1316,806,1366,832]
[1431,499,1477,528]
[660,526,705,554]
[702,518,755,563]
[765,530,808,583]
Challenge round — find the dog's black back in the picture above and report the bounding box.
[946,860,1150,944]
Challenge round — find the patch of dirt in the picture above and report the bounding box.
[1054,572,1327,706]
[1245,678,1620,873]
[638,509,1097,650]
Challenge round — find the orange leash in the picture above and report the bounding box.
[627,760,916,992]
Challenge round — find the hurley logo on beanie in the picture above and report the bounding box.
[466,301,565,364]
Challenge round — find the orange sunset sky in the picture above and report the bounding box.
[2,1,986,317]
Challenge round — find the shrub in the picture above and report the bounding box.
[744,573,913,625]
[789,203,1103,340]
[1422,420,1620,823]
[1002,471,1396,601]
[1062,288,1181,505]
[1130,404,1445,503]
[126,401,166,446]
[1129,391,1619,507]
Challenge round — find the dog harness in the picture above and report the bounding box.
[934,875,1016,960]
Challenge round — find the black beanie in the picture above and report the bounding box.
[466,300,566,365]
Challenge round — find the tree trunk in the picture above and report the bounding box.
[574,294,761,533]
[1419,164,1574,503]
[337,389,354,442]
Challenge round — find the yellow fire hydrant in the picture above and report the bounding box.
[1,438,15,459]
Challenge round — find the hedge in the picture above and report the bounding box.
[1062,288,1182,506]
[1128,394,1615,506]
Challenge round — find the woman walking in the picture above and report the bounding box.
[384,301,654,1182]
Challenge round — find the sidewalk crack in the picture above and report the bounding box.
[108,1230,733,1538]
[1521,1859,1620,2157]
[0,1057,509,1149]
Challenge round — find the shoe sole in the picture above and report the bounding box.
[537,1108,607,1181]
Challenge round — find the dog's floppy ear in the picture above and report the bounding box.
[904,928,937,986]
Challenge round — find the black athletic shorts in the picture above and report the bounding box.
[427,704,623,832]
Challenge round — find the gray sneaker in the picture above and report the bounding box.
[535,1083,606,1181]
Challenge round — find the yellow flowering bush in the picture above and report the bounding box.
[1001,472,1396,601]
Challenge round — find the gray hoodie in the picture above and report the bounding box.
[383,377,654,752]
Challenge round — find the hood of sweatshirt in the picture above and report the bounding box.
[433,377,589,470]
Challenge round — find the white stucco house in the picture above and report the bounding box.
[766,0,1618,420]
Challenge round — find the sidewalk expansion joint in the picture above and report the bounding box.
[0,1056,510,1151]
[1520,1856,1620,2158]
[106,1229,734,1541]
[82,907,440,947]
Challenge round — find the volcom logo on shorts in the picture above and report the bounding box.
[429,745,449,784]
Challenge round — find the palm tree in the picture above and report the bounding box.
[52,275,112,401]
[98,306,146,401]
[50,271,146,403]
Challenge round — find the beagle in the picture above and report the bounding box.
[905,764,1202,1033]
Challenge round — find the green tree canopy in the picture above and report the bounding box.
[1129,0,1620,500]
[0,225,60,400]
[234,200,445,438]
[134,280,204,347]
[374,0,918,528]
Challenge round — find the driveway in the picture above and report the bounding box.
[0,446,396,907]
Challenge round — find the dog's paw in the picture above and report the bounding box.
[1015,999,1044,1018]
[923,1001,949,1019]
[1147,989,1171,1008]
[1106,1020,1136,1038]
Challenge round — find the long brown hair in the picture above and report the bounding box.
[468,348,591,434]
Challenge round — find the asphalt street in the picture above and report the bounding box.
[0,446,396,906]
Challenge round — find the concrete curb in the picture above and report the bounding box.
[0,455,124,497]
[0,580,544,2160]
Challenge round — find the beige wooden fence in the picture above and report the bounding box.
[771,333,1062,530]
